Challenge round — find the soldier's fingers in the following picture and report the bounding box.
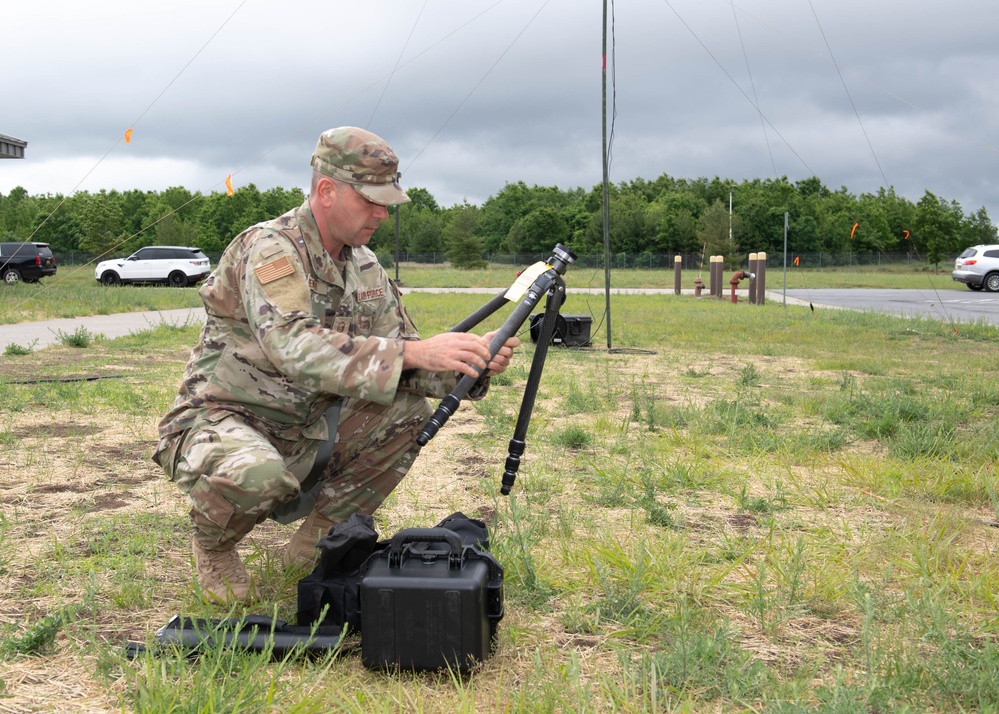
[458,335,491,363]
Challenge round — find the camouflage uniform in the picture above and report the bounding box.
[153,199,477,550]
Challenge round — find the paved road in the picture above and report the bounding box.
[1,287,995,352]
[781,288,999,325]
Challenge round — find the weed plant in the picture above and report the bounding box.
[0,294,998,712]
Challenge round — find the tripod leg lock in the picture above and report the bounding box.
[501,438,526,495]
[416,394,461,446]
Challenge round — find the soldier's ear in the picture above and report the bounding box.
[316,176,339,204]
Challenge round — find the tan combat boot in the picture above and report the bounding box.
[192,539,253,603]
[283,509,335,570]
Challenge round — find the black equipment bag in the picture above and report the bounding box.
[359,521,504,673]
[296,513,381,632]
[296,512,502,643]
[131,513,502,663]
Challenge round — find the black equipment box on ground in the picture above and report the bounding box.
[529,313,592,346]
[360,528,503,672]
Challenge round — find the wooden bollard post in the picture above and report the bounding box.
[758,252,767,305]
[674,255,682,295]
[708,256,717,297]
[748,252,758,304]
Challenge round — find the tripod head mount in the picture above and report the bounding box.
[547,243,576,276]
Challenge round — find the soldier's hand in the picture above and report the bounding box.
[402,332,491,379]
[483,331,520,375]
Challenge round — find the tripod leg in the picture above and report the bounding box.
[501,284,565,495]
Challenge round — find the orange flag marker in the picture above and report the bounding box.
[225,175,234,196]
[124,128,133,144]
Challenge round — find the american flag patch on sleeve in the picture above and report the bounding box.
[254,256,295,284]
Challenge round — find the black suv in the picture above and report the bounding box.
[0,242,58,285]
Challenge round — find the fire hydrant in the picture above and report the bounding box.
[693,276,705,297]
[729,271,754,303]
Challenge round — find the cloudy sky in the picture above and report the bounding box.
[3,0,998,220]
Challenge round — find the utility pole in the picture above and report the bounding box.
[729,191,733,248]
[783,211,788,306]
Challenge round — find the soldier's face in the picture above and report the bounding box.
[319,179,389,255]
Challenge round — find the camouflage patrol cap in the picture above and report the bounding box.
[311,127,411,206]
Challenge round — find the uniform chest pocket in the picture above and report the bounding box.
[311,289,338,330]
[330,299,378,337]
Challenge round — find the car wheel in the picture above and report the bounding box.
[2,268,22,285]
[985,273,999,293]
[101,271,121,286]
[968,283,984,291]
[168,271,188,288]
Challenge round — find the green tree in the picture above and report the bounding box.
[789,214,821,253]
[0,186,39,238]
[403,186,440,213]
[814,189,856,253]
[444,203,487,269]
[583,189,650,255]
[30,198,82,254]
[478,181,535,252]
[962,206,997,247]
[505,206,568,254]
[697,199,739,266]
[850,194,893,253]
[78,190,126,256]
[876,187,917,252]
[118,188,154,238]
[370,187,445,258]
[913,190,960,267]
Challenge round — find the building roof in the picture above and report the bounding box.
[0,134,27,159]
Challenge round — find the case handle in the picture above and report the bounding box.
[388,527,463,569]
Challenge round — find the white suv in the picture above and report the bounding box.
[95,246,211,287]
[952,244,999,292]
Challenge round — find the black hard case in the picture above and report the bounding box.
[529,313,593,347]
[360,528,503,672]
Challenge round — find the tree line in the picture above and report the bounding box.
[1,174,994,268]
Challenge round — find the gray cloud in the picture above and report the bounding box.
[3,0,997,219]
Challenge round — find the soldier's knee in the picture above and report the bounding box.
[239,459,300,501]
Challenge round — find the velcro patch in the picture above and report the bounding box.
[357,287,386,302]
[254,256,295,284]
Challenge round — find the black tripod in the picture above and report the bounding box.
[416,243,577,495]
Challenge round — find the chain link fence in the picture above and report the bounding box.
[55,250,949,270]
[379,251,947,270]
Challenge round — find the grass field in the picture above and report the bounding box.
[0,260,965,325]
[1,281,998,712]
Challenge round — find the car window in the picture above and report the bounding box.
[36,245,53,258]
[1,243,36,257]
[173,248,205,260]
[983,249,999,259]
[959,248,978,259]
[132,249,154,260]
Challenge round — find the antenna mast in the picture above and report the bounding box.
[601,0,612,349]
